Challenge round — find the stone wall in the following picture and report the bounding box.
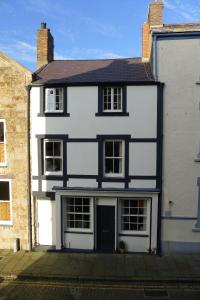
[0,52,32,250]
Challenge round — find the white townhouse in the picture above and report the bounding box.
[30,23,163,253]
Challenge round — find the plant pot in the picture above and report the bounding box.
[119,248,125,254]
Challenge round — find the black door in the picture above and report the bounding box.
[97,206,115,251]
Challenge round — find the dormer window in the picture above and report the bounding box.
[103,87,122,112]
[45,88,63,113]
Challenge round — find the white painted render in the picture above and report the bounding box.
[67,143,98,175]
[42,180,63,191]
[129,180,156,189]
[31,83,159,252]
[67,179,98,188]
[30,86,157,138]
[129,143,157,176]
[156,38,200,249]
[30,85,158,193]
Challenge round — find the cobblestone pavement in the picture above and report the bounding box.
[0,279,200,300]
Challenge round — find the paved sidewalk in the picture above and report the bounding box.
[0,250,200,282]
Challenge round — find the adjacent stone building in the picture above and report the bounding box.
[0,51,32,249]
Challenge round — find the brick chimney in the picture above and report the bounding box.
[37,22,54,70]
[142,0,164,61]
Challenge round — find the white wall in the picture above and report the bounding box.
[157,38,200,247]
[67,142,98,175]
[129,143,157,176]
[30,85,158,192]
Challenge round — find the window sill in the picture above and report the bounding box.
[119,232,148,237]
[95,112,129,117]
[0,222,13,226]
[0,164,7,168]
[37,113,70,117]
[44,172,63,176]
[64,230,93,235]
[192,227,200,232]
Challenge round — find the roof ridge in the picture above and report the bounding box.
[51,57,142,62]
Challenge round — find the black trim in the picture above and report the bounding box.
[36,135,68,191]
[32,191,55,200]
[129,176,157,180]
[96,86,128,116]
[64,231,93,235]
[96,135,131,186]
[95,112,129,117]
[67,138,97,143]
[68,175,98,179]
[149,198,152,253]
[38,87,70,117]
[61,196,64,248]
[130,138,157,143]
[33,175,63,180]
[31,81,160,88]
[156,83,164,256]
[119,234,149,237]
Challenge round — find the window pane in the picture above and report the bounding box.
[53,142,61,156]
[114,142,119,156]
[45,89,55,111]
[53,159,62,171]
[0,181,10,201]
[75,198,82,205]
[83,198,89,205]
[0,202,10,221]
[121,198,147,232]
[0,123,4,142]
[75,206,82,213]
[105,141,113,157]
[105,158,113,173]
[46,158,54,171]
[114,158,122,173]
[45,142,54,156]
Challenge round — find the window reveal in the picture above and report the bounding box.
[45,88,63,112]
[0,121,5,164]
[104,140,123,176]
[44,140,63,174]
[120,199,147,232]
[66,197,91,230]
[0,181,11,222]
[103,87,122,112]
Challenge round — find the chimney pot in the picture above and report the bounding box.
[41,22,47,29]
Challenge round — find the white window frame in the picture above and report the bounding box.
[119,198,150,235]
[45,88,64,113]
[0,119,6,167]
[44,140,63,175]
[103,140,124,177]
[0,179,12,226]
[103,87,122,112]
[64,197,93,233]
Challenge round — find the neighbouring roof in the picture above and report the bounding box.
[32,58,154,85]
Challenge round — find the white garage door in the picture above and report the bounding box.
[37,200,54,245]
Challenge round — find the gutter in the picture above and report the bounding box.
[26,85,32,250]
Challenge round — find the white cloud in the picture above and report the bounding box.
[164,0,200,22]
[0,40,36,64]
[68,47,124,59]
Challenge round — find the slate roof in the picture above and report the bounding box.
[32,58,154,85]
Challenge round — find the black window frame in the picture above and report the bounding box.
[38,86,70,117]
[97,135,130,185]
[96,85,129,116]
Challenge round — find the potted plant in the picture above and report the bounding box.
[119,240,126,254]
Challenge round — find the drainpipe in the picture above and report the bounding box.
[26,85,32,250]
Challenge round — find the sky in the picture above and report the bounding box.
[0,0,199,71]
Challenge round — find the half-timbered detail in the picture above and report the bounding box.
[30,25,163,253]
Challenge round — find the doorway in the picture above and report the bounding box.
[97,205,115,251]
